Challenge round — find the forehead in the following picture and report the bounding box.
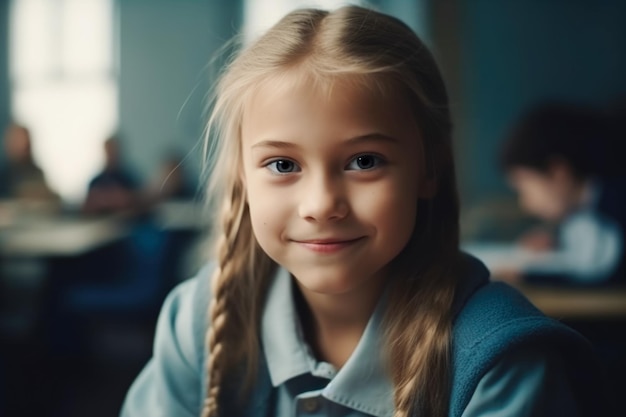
[509,167,552,187]
[241,70,418,137]
[248,68,405,105]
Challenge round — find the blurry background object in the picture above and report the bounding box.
[490,102,625,286]
[8,0,118,204]
[82,136,143,217]
[434,0,626,207]
[0,123,60,203]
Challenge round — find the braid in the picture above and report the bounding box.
[201,179,275,417]
[202,182,248,417]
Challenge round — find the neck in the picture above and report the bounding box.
[293,272,386,368]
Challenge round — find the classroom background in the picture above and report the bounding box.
[0,0,625,416]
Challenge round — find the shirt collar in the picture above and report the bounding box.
[261,266,312,386]
[261,267,395,417]
[260,256,489,417]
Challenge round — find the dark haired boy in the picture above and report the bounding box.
[498,103,625,285]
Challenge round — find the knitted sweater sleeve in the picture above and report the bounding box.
[450,282,611,417]
[461,347,580,416]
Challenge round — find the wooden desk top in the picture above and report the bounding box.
[154,200,210,231]
[0,217,128,257]
[464,241,626,320]
[516,284,626,320]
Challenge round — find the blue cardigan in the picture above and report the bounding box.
[121,256,611,416]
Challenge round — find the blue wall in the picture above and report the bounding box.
[376,0,432,46]
[4,0,623,202]
[457,0,626,205]
[117,0,431,186]
[118,0,242,183]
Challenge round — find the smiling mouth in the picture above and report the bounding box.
[293,237,365,253]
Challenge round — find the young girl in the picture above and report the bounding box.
[121,6,608,417]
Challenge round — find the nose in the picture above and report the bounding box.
[298,172,349,222]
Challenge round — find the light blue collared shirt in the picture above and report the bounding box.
[261,267,578,417]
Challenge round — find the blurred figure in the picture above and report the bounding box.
[83,136,143,216]
[145,153,196,203]
[0,123,59,202]
[498,102,625,286]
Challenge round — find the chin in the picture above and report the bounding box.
[291,269,362,295]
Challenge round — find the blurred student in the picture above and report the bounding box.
[0,123,59,202]
[83,136,143,216]
[499,102,625,286]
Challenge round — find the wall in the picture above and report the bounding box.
[118,0,242,184]
[376,0,432,46]
[456,0,626,205]
[0,0,10,165]
[117,0,626,201]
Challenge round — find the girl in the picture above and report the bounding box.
[121,6,607,417]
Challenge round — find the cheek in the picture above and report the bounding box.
[520,184,560,217]
[352,178,418,240]
[389,189,417,236]
[518,180,543,205]
[521,187,541,208]
[245,177,290,247]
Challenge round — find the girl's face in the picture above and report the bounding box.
[241,75,428,296]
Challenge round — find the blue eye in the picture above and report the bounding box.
[346,154,383,171]
[266,159,300,174]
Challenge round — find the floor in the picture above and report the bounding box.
[2,320,155,417]
[0,225,203,417]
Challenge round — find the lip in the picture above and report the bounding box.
[292,237,365,253]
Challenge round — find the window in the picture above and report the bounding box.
[9,0,117,203]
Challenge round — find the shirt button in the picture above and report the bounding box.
[301,397,320,413]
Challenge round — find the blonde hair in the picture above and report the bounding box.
[202,6,462,417]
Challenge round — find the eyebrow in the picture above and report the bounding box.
[251,140,300,150]
[250,133,400,150]
[345,133,400,145]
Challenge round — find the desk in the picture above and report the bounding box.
[462,241,541,271]
[463,241,626,320]
[516,284,626,320]
[0,200,61,229]
[0,217,128,258]
[153,200,210,231]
